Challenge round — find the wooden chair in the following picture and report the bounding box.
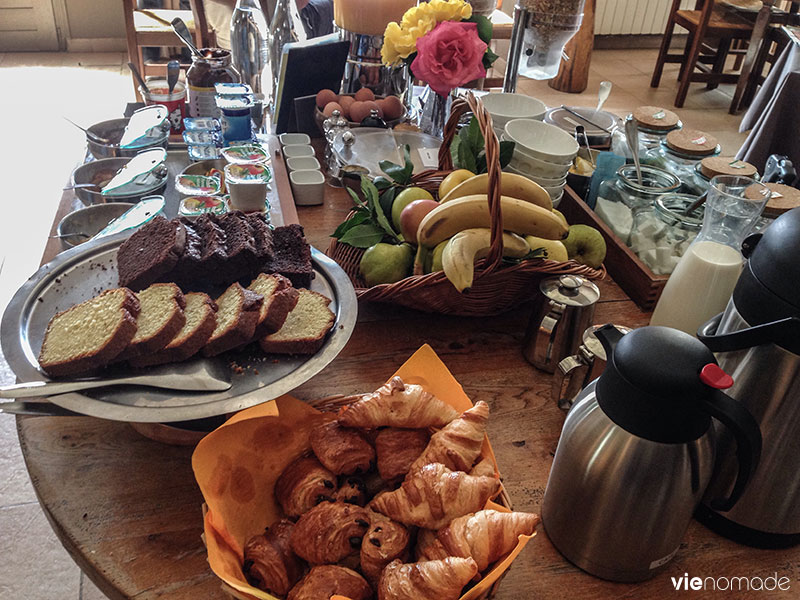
[651,0,755,108]
[123,0,215,101]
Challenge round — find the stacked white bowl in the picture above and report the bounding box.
[502,118,579,207]
[481,93,547,140]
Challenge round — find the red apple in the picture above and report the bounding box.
[400,199,439,244]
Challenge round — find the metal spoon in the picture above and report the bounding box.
[50,232,90,240]
[63,117,112,144]
[167,60,180,94]
[128,61,150,95]
[63,183,100,191]
[596,81,612,113]
[0,358,231,399]
[625,116,643,185]
[171,18,203,58]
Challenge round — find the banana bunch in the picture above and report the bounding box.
[417,195,568,247]
[440,172,552,210]
[442,228,530,292]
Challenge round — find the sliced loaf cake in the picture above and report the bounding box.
[259,289,334,355]
[247,273,300,337]
[130,292,217,367]
[203,283,264,356]
[115,283,186,361]
[218,211,259,282]
[193,214,228,285]
[267,224,314,288]
[39,288,141,377]
[117,216,186,291]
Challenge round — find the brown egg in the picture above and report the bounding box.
[348,101,367,124]
[338,95,355,120]
[379,95,404,120]
[354,87,375,102]
[322,101,343,118]
[316,89,338,109]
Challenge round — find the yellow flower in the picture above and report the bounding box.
[382,21,418,66]
[426,0,472,23]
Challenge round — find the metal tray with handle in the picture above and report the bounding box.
[0,232,357,422]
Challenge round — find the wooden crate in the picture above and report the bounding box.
[558,187,667,310]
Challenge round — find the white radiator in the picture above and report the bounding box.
[595,0,695,35]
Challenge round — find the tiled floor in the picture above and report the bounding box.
[0,46,750,600]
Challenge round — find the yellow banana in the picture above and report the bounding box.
[442,228,530,292]
[525,235,569,262]
[417,194,568,247]
[440,172,552,210]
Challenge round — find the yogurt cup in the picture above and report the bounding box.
[224,163,271,212]
[140,79,187,134]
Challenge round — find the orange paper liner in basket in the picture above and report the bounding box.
[193,344,536,600]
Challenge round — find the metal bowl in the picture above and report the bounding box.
[72,157,168,205]
[86,117,169,159]
[56,203,135,248]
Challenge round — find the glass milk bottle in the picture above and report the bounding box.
[650,176,771,335]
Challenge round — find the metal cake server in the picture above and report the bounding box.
[0,358,231,399]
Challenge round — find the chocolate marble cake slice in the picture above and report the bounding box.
[267,224,314,288]
[117,216,186,291]
[193,213,228,285]
[218,211,259,282]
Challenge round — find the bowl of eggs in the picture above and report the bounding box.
[314,87,407,132]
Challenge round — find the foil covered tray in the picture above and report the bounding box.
[0,233,357,422]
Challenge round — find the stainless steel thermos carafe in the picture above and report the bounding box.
[542,325,762,582]
[697,207,800,548]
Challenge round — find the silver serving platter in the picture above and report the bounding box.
[0,232,357,422]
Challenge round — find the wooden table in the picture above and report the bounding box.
[16,179,800,599]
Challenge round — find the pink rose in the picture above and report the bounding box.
[411,21,488,97]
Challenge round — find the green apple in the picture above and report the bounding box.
[524,235,569,262]
[428,239,449,273]
[562,224,607,268]
[391,187,434,231]
[359,242,414,286]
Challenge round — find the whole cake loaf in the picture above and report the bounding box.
[117,212,313,291]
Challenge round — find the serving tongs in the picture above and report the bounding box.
[0,358,232,416]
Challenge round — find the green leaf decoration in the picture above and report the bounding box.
[483,47,499,70]
[380,159,407,184]
[458,137,478,174]
[451,135,462,169]
[466,15,493,45]
[346,186,368,210]
[333,211,369,239]
[379,186,396,223]
[401,145,414,182]
[374,189,399,240]
[339,223,386,248]
[467,117,484,153]
[475,150,487,175]
[499,141,515,168]
[373,176,393,190]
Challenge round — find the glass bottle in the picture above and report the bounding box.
[187,49,240,118]
[650,176,771,335]
[230,0,272,100]
[269,0,308,100]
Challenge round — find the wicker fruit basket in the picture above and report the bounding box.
[327,92,603,317]
[196,345,534,600]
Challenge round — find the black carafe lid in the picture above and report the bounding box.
[596,325,731,444]
[734,207,800,325]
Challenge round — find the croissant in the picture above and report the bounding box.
[360,511,412,588]
[287,565,372,600]
[289,500,371,564]
[437,509,540,572]
[409,401,489,474]
[310,421,375,475]
[414,528,449,562]
[370,463,500,529]
[242,519,304,596]
[338,377,459,429]
[469,458,496,478]
[275,455,337,518]
[374,428,430,481]
[378,557,478,600]
[334,476,368,506]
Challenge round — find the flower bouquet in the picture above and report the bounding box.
[381,0,499,135]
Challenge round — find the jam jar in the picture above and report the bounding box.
[642,129,721,195]
[628,193,703,275]
[595,164,681,243]
[187,48,240,118]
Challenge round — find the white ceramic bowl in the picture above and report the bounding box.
[552,190,564,208]
[481,93,547,130]
[505,163,566,198]
[505,162,566,185]
[283,144,315,159]
[286,156,322,172]
[508,148,571,179]
[290,169,325,206]
[542,181,567,198]
[280,133,311,146]
[504,119,579,165]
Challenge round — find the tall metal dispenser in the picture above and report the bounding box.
[697,207,800,547]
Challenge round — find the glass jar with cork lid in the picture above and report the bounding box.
[611,105,682,159]
[691,156,759,195]
[643,128,721,194]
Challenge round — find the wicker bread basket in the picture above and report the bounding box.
[327,92,604,317]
